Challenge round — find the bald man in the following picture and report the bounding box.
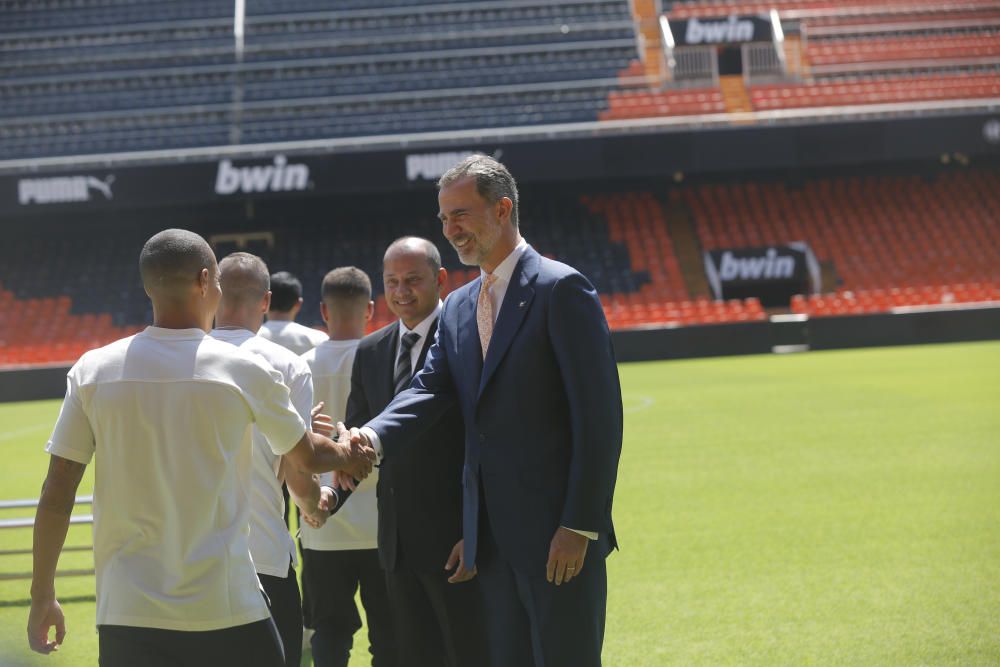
[211,252,336,667]
[344,237,489,667]
[27,229,374,666]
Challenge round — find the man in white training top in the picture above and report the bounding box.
[211,251,336,667]
[259,270,328,355]
[27,229,374,666]
[301,267,395,667]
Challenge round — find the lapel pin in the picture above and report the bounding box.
[519,301,526,308]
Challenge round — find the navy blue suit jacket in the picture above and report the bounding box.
[367,246,623,575]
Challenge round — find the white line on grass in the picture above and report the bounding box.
[623,395,655,414]
[0,423,49,442]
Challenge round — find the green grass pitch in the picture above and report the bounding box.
[1,341,998,666]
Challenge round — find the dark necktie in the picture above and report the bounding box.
[393,332,421,395]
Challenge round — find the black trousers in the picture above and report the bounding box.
[301,547,395,667]
[259,564,303,667]
[98,618,284,667]
[384,551,491,667]
[476,517,608,667]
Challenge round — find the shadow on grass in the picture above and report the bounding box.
[0,594,95,608]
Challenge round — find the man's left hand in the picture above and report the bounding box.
[311,402,334,437]
[546,526,588,586]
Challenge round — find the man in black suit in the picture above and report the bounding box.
[343,236,489,666]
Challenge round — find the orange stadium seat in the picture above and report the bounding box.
[668,0,1000,19]
[751,74,1000,110]
[685,170,1000,317]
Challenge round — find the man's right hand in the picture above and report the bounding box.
[335,423,375,481]
[349,426,372,451]
[27,595,65,654]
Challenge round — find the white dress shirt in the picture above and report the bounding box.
[396,300,443,377]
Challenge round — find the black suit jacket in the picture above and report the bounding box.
[346,317,466,573]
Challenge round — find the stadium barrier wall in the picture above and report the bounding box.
[0,364,69,404]
[609,305,1000,363]
[806,305,1000,351]
[3,307,997,401]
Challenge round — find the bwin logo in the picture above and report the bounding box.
[215,155,310,195]
[719,248,794,281]
[18,175,115,205]
[685,16,755,44]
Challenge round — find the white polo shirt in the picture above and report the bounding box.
[300,338,378,551]
[259,319,328,355]
[210,327,313,578]
[46,326,307,632]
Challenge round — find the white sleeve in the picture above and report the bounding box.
[247,367,307,456]
[565,527,598,540]
[360,426,383,463]
[288,364,315,431]
[45,368,96,465]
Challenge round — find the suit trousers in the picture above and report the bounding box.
[301,547,395,667]
[98,618,284,667]
[384,548,490,667]
[258,563,303,667]
[476,511,607,667]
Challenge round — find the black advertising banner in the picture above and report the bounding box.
[1,111,998,217]
[668,15,773,46]
[704,243,820,307]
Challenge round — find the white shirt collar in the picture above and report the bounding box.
[142,326,207,340]
[481,237,529,284]
[399,300,443,339]
[209,327,254,344]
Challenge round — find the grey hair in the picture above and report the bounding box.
[437,154,520,229]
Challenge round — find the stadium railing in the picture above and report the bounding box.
[0,495,94,582]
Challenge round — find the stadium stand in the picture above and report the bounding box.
[600,88,727,120]
[667,0,1000,19]
[0,0,642,159]
[3,167,997,366]
[1,1,997,367]
[682,169,1000,317]
[4,0,997,156]
[751,73,1000,110]
[609,1,1000,119]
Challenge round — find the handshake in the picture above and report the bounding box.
[289,403,377,528]
[298,404,376,529]
[311,404,376,484]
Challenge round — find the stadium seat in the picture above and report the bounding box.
[684,170,1000,316]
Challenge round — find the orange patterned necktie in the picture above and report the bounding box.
[477,273,497,359]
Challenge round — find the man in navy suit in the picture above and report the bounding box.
[350,155,623,666]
